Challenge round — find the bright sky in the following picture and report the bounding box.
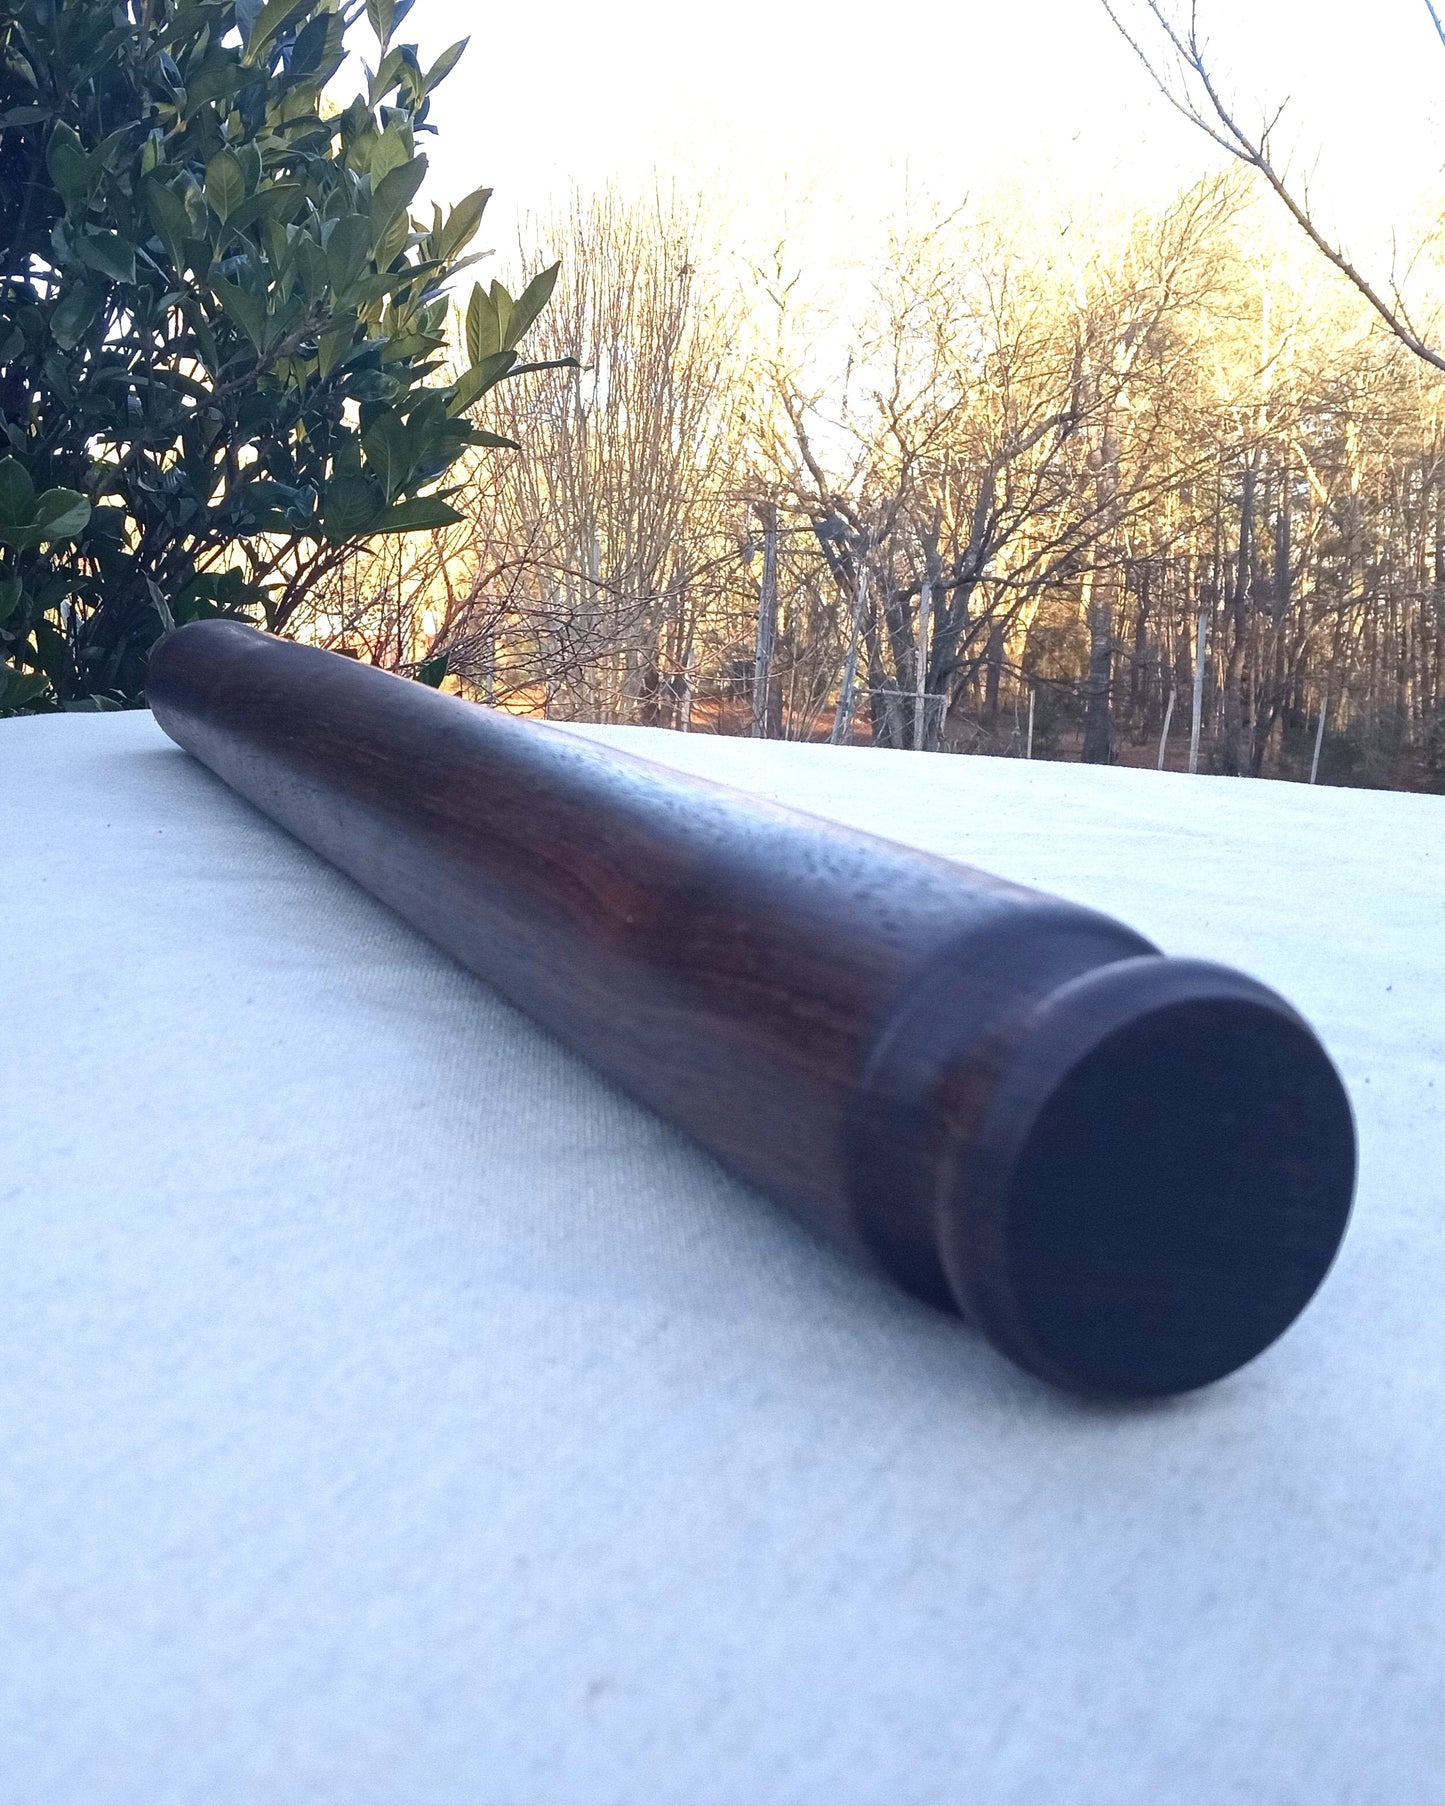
[405,0,1445,254]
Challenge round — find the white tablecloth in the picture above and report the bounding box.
[4,709,1443,1804]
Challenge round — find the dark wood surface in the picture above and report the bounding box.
[148,621,1357,1396]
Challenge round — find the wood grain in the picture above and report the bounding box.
[148,621,1356,1396]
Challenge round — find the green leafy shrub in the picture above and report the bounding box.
[0,0,561,711]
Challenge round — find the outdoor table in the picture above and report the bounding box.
[4,709,1442,1804]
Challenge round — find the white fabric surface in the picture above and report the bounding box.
[3,708,1443,1806]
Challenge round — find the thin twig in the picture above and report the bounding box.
[1097,0,1445,372]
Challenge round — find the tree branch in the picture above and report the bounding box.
[1098,0,1445,373]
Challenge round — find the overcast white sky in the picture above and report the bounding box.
[399,0,1445,274]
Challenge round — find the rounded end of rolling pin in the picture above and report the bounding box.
[935,957,1356,1398]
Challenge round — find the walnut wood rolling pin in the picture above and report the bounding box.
[148,620,1356,1396]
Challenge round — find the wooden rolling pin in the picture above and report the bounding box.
[148,621,1356,1396]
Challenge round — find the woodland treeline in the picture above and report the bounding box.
[294,179,1445,790]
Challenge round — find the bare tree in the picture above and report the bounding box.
[744,187,1232,753]
[287,170,1445,790]
[1100,0,1445,372]
[466,186,747,724]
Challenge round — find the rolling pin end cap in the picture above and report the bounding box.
[938,957,1356,1399]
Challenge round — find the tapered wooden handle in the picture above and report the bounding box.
[148,621,1356,1396]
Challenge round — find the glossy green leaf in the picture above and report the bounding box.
[503,262,560,348]
[361,409,415,499]
[222,181,305,237]
[373,206,410,270]
[0,664,48,711]
[50,284,100,350]
[365,0,395,48]
[177,292,221,377]
[45,122,91,205]
[346,367,401,402]
[421,38,467,90]
[488,282,513,353]
[316,323,353,378]
[464,281,495,365]
[205,150,246,223]
[438,184,489,262]
[294,232,331,302]
[73,231,135,283]
[211,276,267,350]
[145,177,191,264]
[325,213,371,295]
[235,0,266,48]
[372,495,463,534]
[28,487,91,544]
[242,0,311,61]
[33,614,68,678]
[184,53,253,110]
[367,46,406,104]
[370,154,426,246]
[448,349,517,417]
[0,457,36,532]
[368,124,410,185]
[322,468,384,542]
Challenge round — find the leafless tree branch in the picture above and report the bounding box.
[1098,0,1445,373]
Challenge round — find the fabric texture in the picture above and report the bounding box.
[3,708,1442,1806]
